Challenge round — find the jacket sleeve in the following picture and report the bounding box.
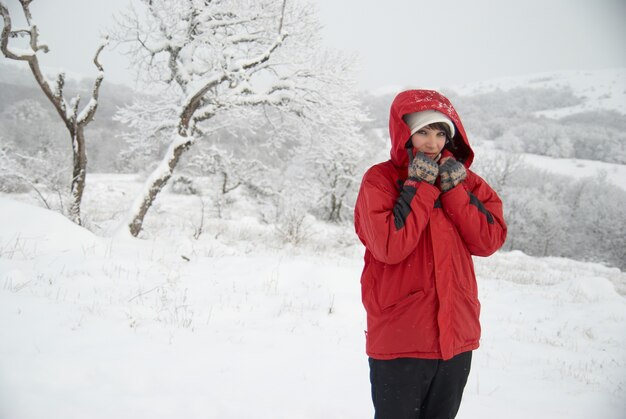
[439,170,507,256]
[355,166,440,264]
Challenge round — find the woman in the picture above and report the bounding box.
[354,89,507,418]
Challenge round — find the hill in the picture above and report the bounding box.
[450,68,626,117]
[0,192,625,418]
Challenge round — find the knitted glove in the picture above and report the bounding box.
[439,158,467,192]
[408,152,439,184]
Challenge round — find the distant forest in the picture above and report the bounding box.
[2,64,625,269]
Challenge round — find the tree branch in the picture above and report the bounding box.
[278,0,287,33]
[77,37,108,126]
[179,29,288,134]
[0,2,34,60]
[238,33,287,71]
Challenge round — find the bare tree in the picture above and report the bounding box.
[472,150,524,193]
[301,54,368,222]
[113,0,358,236]
[0,0,107,225]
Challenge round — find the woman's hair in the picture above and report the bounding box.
[425,122,457,152]
[424,122,453,139]
[404,121,458,151]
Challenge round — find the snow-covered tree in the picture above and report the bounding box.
[0,0,107,225]
[472,150,525,192]
[0,100,70,209]
[296,53,368,222]
[113,0,364,236]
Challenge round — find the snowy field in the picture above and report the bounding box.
[520,152,626,191]
[451,68,626,117]
[472,141,626,192]
[1,173,625,419]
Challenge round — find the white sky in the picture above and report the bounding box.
[2,0,625,91]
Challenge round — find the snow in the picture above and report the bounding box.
[473,141,626,191]
[5,46,36,58]
[451,68,626,116]
[1,187,625,418]
[124,134,195,233]
[0,195,97,255]
[522,152,626,191]
[77,97,99,123]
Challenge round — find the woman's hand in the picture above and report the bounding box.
[438,158,466,191]
[408,152,439,184]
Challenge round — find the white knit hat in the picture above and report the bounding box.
[403,110,455,138]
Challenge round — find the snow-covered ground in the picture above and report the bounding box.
[451,68,626,117]
[472,141,626,191]
[1,175,625,418]
[2,67,625,417]
[521,152,626,191]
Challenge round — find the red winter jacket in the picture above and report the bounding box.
[354,90,507,361]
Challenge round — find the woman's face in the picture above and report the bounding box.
[410,125,447,160]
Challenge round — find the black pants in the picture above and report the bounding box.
[369,351,472,419]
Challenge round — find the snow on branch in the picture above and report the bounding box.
[0,2,36,60]
[236,33,287,71]
[77,37,109,126]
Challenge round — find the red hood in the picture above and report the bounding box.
[389,90,474,169]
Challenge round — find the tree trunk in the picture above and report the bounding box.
[328,193,342,222]
[68,127,87,225]
[128,135,193,237]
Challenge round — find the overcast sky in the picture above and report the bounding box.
[3,0,625,91]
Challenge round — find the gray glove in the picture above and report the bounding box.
[408,152,439,185]
[439,158,467,191]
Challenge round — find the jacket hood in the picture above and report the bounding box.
[389,90,474,168]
